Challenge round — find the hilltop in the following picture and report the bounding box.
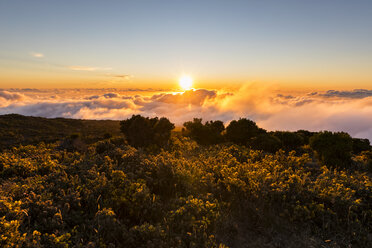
[0,114,122,151]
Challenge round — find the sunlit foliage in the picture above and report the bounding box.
[0,115,371,247]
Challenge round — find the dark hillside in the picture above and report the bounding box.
[0,114,121,150]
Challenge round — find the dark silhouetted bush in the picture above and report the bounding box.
[153,117,176,147]
[225,118,265,145]
[250,133,282,153]
[352,138,371,154]
[296,130,315,144]
[120,115,174,148]
[59,133,86,152]
[95,140,116,154]
[183,118,225,145]
[310,131,353,168]
[103,132,113,139]
[272,131,305,151]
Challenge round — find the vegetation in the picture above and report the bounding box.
[182,118,224,145]
[0,114,121,151]
[120,115,174,148]
[225,118,265,145]
[0,114,371,247]
[271,131,305,152]
[310,131,354,169]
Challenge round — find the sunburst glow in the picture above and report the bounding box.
[179,75,193,90]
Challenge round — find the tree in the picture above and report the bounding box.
[352,138,371,154]
[154,117,176,147]
[272,131,304,151]
[183,118,205,144]
[250,133,282,153]
[205,120,225,144]
[225,118,264,145]
[296,130,315,145]
[182,119,225,145]
[310,131,353,168]
[120,115,174,148]
[206,120,225,134]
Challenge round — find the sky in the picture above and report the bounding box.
[1,1,372,140]
[1,0,372,89]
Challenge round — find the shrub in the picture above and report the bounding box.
[183,119,225,145]
[310,131,353,168]
[250,133,281,153]
[352,138,371,154]
[120,115,174,148]
[225,118,265,145]
[272,131,305,151]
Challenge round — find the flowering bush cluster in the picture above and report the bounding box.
[0,115,371,247]
[0,133,370,247]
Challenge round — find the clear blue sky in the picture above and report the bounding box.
[1,0,371,88]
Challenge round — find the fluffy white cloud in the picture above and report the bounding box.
[0,91,24,101]
[1,87,372,141]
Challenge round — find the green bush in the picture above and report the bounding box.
[0,118,371,247]
[310,131,353,168]
[225,118,265,145]
[120,115,174,148]
[183,119,225,145]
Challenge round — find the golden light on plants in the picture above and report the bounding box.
[179,75,193,90]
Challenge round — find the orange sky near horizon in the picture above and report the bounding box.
[1,68,371,91]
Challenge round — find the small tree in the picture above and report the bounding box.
[296,130,315,145]
[272,131,304,151]
[154,117,176,147]
[182,119,225,145]
[310,131,353,168]
[250,133,282,153]
[205,120,225,144]
[120,115,174,148]
[225,118,264,145]
[352,138,371,154]
[183,118,205,144]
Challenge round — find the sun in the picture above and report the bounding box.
[179,75,193,90]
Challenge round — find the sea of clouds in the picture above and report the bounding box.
[1,86,372,140]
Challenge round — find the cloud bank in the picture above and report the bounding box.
[1,87,372,141]
[319,89,372,99]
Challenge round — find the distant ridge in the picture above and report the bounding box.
[0,114,121,150]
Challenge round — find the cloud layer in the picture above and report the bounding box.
[1,87,372,141]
